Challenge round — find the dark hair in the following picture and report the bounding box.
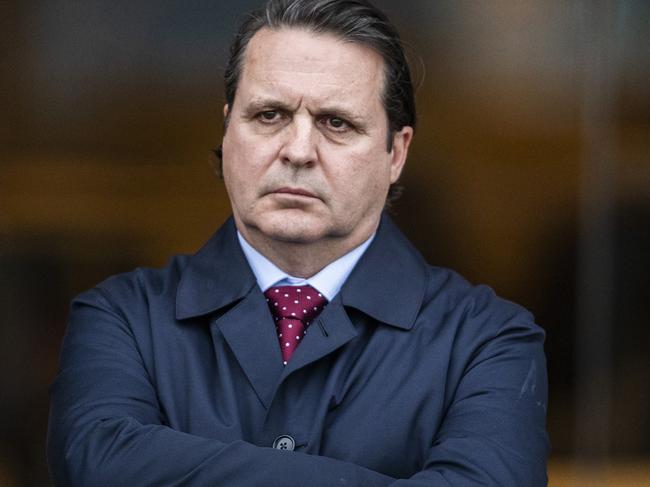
[217,0,416,202]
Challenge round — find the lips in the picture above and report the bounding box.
[271,187,319,199]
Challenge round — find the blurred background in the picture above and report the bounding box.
[1,0,648,485]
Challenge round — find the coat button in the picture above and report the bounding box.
[272,435,295,451]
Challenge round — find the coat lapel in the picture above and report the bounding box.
[175,217,255,320]
[213,289,284,409]
[175,218,283,408]
[281,297,358,378]
[340,215,427,330]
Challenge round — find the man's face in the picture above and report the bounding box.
[221,27,412,252]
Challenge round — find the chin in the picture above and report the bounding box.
[258,212,329,244]
[264,224,325,244]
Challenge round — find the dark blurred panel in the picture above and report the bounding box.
[6,0,262,159]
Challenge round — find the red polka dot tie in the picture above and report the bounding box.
[264,285,328,364]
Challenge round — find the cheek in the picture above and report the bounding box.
[327,153,390,210]
[224,131,279,174]
[342,148,392,187]
[222,140,255,182]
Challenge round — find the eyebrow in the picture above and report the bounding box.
[242,98,367,126]
[242,99,299,117]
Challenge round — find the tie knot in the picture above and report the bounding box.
[264,285,328,323]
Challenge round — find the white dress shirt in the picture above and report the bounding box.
[237,231,375,301]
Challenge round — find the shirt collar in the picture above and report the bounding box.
[237,231,374,301]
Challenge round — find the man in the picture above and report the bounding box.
[48,0,549,485]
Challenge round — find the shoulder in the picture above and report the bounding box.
[104,254,190,297]
[72,218,244,320]
[417,265,544,345]
[425,266,533,322]
[72,254,192,322]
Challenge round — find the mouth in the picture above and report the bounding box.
[270,187,320,200]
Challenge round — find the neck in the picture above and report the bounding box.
[237,225,376,278]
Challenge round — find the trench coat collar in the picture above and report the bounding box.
[175,214,427,330]
[340,214,427,330]
[175,217,256,320]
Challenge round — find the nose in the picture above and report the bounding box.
[278,116,317,167]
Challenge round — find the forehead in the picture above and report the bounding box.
[237,27,385,110]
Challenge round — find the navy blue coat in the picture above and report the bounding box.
[48,215,548,486]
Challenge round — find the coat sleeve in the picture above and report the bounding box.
[47,288,394,487]
[390,313,550,486]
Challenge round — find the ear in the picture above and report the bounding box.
[223,104,230,118]
[389,126,413,183]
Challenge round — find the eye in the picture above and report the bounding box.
[257,110,283,123]
[321,115,352,132]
